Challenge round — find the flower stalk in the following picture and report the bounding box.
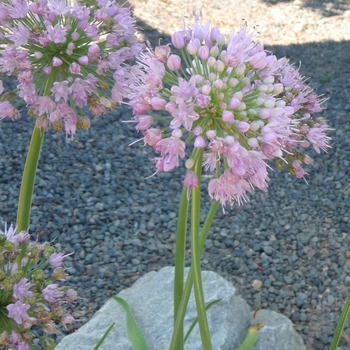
[191,148,212,349]
[16,121,44,233]
[173,186,190,350]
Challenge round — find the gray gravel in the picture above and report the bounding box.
[1,3,350,350]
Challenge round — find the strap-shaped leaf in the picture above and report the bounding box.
[113,296,148,350]
[329,292,350,350]
[184,298,222,343]
[236,324,263,350]
[93,322,115,350]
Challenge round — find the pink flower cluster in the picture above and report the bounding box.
[127,14,330,207]
[0,0,142,135]
[0,224,77,349]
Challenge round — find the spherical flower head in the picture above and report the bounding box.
[127,13,330,208]
[0,0,143,136]
[0,221,77,345]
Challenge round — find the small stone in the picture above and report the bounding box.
[252,279,263,290]
[284,276,293,284]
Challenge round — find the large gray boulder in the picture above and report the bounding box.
[56,267,305,350]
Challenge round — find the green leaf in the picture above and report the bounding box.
[184,298,222,343]
[113,296,148,350]
[329,292,350,350]
[93,322,115,350]
[236,324,262,350]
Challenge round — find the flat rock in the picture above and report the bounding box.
[56,267,251,349]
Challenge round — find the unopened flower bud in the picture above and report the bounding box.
[210,46,219,57]
[215,60,225,72]
[78,56,89,65]
[34,51,42,59]
[52,57,63,67]
[209,73,216,82]
[207,56,216,67]
[186,42,197,55]
[275,99,286,107]
[264,99,275,108]
[185,159,195,169]
[273,83,284,95]
[263,76,275,84]
[198,46,209,60]
[248,137,259,148]
[151,97,167,110]
[206,130,216,139]
[222,110,234,123]
[201,84,211,95]
[237,121,250,132]
[235,63,246,76]
[228,78,239,87]
[233,91,243,100]
[250,51,267,69]
[88,43,100,56]
[167,55,181,71]
[217,92,224,100]
[210,27,220,41]
[217,34,226,45]
[171,32,185,49]
[229,98,241,109]
[172,128,182,138]
[194,136,206,148]
[71,31,79,40]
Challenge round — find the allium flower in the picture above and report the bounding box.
[42,284,64,302]
[6,301,31,325]
[0,0,142,135]
[127,14,330,208]
[13,278,33,301]
[0,223,77,348]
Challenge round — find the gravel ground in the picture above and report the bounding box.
[1,1,350,349]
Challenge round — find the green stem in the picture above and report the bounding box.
[173,186,190,350]
[191,149,212,350]
[169,200,219,350]
[16,79,53,232]
[16,127,44,232]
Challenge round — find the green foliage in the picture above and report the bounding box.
[236,323,263,350]
[113,296,148,350]
[93,322,115,350]
[184,298,222,343]
[329,293,350,350]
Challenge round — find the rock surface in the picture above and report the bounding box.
[253,309,306,350]
[56,267,304,350]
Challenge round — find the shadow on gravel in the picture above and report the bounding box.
[259,0,349,16]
